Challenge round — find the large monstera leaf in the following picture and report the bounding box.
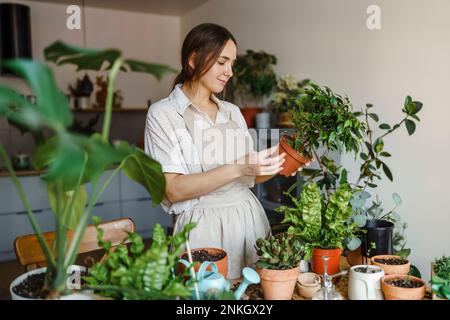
[44,41,177,78]
[0,60,72,131]
[115,141,166,205]
[33,133,126,190]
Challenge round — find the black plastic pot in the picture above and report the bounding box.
[361,219,394,257]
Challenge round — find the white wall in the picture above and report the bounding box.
[182,0,450,281]
[0,0,180,107]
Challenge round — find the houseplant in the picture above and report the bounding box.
[298,96,423,261]
[230,49,277,128]
[276,182,362,277]
[0,40,175,299]
[370,255,410,275]
[254,232,305,300]
[179,248,228,278]
[271,74,309,128]
[381,274,426,300]
[82,218,196,300]
[279,82,365,177]
[430,255,450,300]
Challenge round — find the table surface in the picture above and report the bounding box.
[232,257,432,300]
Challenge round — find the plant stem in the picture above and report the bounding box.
[0,144,55,268]
[313,149,329,201]
[101,58,123,142]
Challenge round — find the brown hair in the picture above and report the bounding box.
[173,23,236,88]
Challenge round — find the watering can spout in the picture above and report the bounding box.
[233,267,260,300]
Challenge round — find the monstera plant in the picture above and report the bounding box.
[0,41,176,298]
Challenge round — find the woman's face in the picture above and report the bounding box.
[198,39,237,94]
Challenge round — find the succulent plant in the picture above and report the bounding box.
[255,232,305,270]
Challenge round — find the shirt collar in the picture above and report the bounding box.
[169,83,231,120]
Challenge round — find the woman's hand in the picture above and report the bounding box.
[290,160,312,176]
[235,144,286,177]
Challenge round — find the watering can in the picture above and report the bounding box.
[178,259,260,300]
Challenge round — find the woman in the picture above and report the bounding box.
[145,23,309,279]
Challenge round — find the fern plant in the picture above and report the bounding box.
[276,182,361,260]
[83,218,196,300]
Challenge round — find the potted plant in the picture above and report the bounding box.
[271,74,309,128]
[348,264,385,300]
[381,274,426,300]
[0,41,175,299]
[276,182,362,277]
[179,248,228,278]
[230,49,277,128]
[370,255,410,275]
[296,96,423,262]
[254,232,305,300]
[279,82,365,177]
[81,218,195,300]
[430,255,450,300]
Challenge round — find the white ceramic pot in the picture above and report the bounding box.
[10,265,89,300]
[255,112,271,129]
[348,265,385,300]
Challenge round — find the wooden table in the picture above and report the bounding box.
[232,257,432,300]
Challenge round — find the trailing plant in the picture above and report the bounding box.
[230,49,277,107]
[255,232,305,270]
[431,255,450,299]
[298,95,423,253]
[271,74,310,114]
[276,182,361,261]
[287,82,365,167]
[83,218,196,300]
[0,41,175,298]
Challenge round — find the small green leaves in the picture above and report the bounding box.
[405,119,416,135]
[368,113,379,122]
[392,193,402,206]
[379,123,391,130]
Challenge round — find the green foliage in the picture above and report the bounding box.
[231,50,277,106]
[288,82,365,159]
[0,41,175,296]
[83,219,196,300]
[276,182,361,261]
[255,232,305,270]
[271,74,310,114]
[431,255,450,299]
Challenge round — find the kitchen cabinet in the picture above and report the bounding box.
[0,170,172,262]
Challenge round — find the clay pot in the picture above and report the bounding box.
[276,111,294,128]
[371,255,410,275]
[311,248,343,277]
[346,248,369,266]
[381,274,426,300]
[240,107,263,128]
[278,136,310,177]
[179,248,228,278]
[297,272,321,299]
[256,266,300,300]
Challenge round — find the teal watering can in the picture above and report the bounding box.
[178,259,260,300]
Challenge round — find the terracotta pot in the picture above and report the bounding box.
[240,107,263,128]
[276,111,294,128]
[297,272,321,299]
[311,248,342,277]
[256,266,300,300]
[179,247,228,279]
[371,255,410,275]
[278,136,310,177]
[381,274,426,300]
[346,248,369,266]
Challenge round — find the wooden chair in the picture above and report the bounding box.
[14,217,136,272]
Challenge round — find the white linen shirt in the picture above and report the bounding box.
[144,84,255,215]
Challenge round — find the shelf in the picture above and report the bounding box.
[72,108,147,113]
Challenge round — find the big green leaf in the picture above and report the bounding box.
[117,141,165,205]
[44,41,121,71]
[405,119,416,135]
[124,59,177,81]
[48,182,87,230]
[33,133,125,190]
[1,60,72,130]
